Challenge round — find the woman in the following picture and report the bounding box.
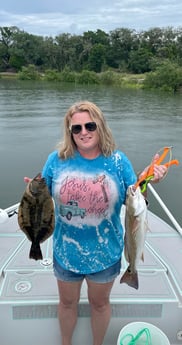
[25,101,166,345]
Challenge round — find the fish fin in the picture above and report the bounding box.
[120,268,139,290]
[29,243,43,261]
[131,217,140,234]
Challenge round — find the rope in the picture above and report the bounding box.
[119,327,152,345]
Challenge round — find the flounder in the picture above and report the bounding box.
[18,173,55,260]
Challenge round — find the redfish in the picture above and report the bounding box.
[120,185,147,289]
[18,173,55,260]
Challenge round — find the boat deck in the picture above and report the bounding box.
[0,203,182,345]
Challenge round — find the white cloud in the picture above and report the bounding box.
[0,0,181,37]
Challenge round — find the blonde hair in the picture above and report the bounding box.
[57,101,116,159]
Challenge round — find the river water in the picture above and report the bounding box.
[0,79,181,226]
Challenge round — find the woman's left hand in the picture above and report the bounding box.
[151,154,167,183]
[139,154,167,183]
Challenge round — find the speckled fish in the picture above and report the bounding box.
[120,185,147,289]
[18,173,55,260]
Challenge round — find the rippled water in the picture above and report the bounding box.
[0,80,181,225]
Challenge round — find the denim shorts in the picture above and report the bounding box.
[53,257,121,283]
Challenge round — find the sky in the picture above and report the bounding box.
[0,0,181,37]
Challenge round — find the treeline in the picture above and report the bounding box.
[1,26,182,91]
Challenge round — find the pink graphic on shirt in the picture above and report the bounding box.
[92,174,108,202]
[59,174,110,217]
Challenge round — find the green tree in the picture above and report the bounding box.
[128,48,153,73]
[41,36,59,70]
[175,27,182,66]
[108,28,139,70]
[81,30,110,71]
[143,60,182,92]
[55,33,75,71]
[9,30,45,70]
[139,27,163,55]
[76,70,99,84]
[65,34,84,71]
[18,64,40,80]
[88,44,106,72]
[156,27,178,61]
[0,26,19,70]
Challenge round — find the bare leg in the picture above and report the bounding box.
[87,279,115,345]
[57,279,83,345]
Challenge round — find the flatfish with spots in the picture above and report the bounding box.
[18,173,55,260]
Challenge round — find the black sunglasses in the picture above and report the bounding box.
[70,122,97,134]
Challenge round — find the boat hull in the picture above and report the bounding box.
[0,204,182,344]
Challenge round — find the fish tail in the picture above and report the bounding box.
[120,268,139,290]
[29,243,43,260]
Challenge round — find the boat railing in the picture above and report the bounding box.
[0,203,19,223]
[148,183,182,236]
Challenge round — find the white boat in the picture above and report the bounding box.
[0,184,182,345]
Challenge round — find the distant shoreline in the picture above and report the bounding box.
[0,72,17,78]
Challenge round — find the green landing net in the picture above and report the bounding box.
[119,327,152,345]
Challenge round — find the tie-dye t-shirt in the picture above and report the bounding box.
[42,150,136,274]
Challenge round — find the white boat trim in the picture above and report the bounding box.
[148,183,182,235]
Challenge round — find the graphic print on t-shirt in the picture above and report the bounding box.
[55,171,117,224]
